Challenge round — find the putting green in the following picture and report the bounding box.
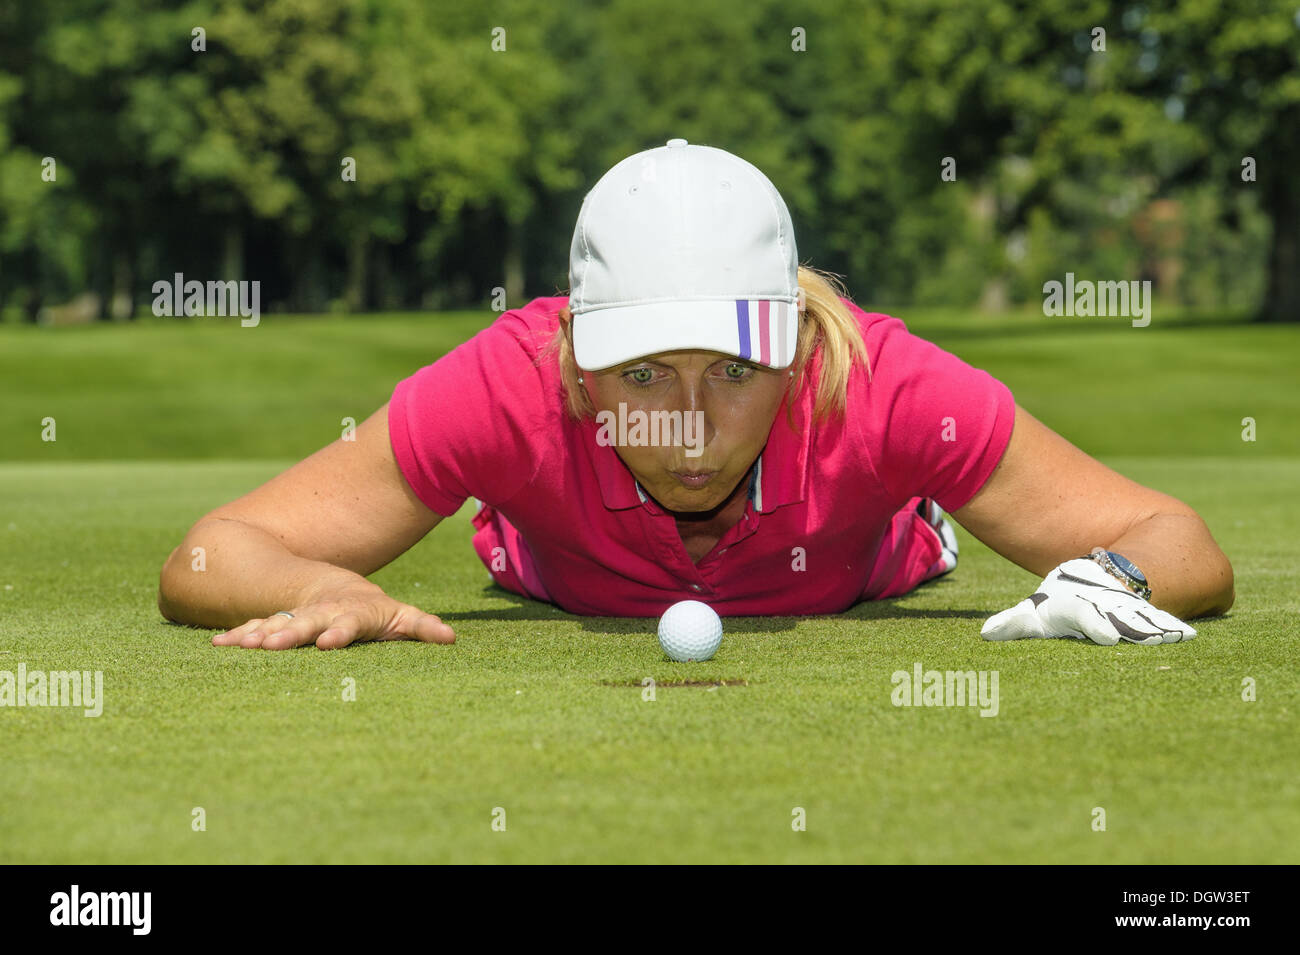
[1,309,1296,863]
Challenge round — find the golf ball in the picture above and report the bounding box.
[657,600,723,662]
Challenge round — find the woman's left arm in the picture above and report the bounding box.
[952,404,1234,619]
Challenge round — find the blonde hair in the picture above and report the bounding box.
[542,265,871,428]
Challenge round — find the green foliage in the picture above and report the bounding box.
[0,0,1295,315]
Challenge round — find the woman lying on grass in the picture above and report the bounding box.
[158,139,1234,650]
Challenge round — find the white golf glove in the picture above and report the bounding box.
[981,558,1196,646]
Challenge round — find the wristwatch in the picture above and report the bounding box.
[1088,547,1152,600]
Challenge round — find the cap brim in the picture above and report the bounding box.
[572,299,798,371]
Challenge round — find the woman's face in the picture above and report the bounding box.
[582,350,790,514]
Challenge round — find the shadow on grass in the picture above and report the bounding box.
[433,583,989,635]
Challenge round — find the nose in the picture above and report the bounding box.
[674,381,717,451]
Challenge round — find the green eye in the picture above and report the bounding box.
[724,362,750,380]
[625,367,655,385]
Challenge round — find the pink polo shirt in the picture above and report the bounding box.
[388,296,1015,616]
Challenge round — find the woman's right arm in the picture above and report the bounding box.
[157,402,455,650]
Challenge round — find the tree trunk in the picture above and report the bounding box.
[504,214,525,307]
[93,234,112,321]
[22,247,41,322]
[110,248,134,319]
[287,231,326,313]
[1259,173,1300,322]
[222,222,244,282]
[344,230,368,312]
[374,244,395,310]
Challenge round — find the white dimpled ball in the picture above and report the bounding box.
[657,600,723,662]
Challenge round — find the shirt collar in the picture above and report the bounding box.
[584,417,649,510]
[752,377,812,513]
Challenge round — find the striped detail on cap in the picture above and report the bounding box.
[734,299,791,366]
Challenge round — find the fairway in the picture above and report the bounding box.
[2,311,1298,864]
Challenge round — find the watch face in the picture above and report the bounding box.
[1108,551,1147,585]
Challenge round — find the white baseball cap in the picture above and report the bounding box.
[568,138,800,371]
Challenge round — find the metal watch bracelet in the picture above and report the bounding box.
[1088,547,1152,601]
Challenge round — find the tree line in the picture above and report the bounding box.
[1,0,1295,320]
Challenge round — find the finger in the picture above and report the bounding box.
[213,618,267,646]
[238,629,269,648]
[1041,594,1118,645]
[239,613,296,648]
[261,618,324,651]
[1137,606,1197,643]
[981,598,1046,641]
[314,612,367,651]
[1090,603,1168,646]
[414,613,456,644]
[1097,601,1196,646]
[373,610,455,645]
